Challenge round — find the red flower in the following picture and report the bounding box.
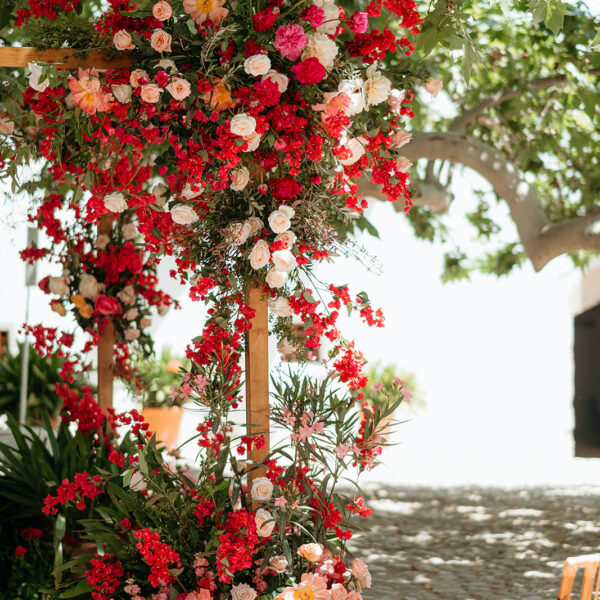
[291,58,326,85]
[14,545,28,556]
[270,177,302,201]
[94,294,122,316]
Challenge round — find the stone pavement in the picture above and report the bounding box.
[352,485,600,600]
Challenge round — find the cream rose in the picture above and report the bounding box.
[275,230,296,249]
[351,558,371,588]
[266,268,288,289]
[28,63,50,93]
[269,296,293,317]
[122,222,138,240]
[117,284,136,305]
[244,131,261,152]
[278,205,295,219]
[249,240,270,270]
[166,77,191,101]
[395,156,412,172]
[339,137,366,167]
[251,477,274,502]
[150,30,172,53]
[227,222,252,245]
[111,84,133,104]
[152,0,172,20]
[297,543,324,562]
[170,204,199,225]
[230,114,257,137]
[182,183,204,199]
[140,83,162,103]
[49,277,69,296]
[247,216,264,235]
[255,508,275,537]
[104,192,127,213]
[391,129,411,148]
[316,1,340,35]
[268,210,291,234]
[268,555,289,574]
[124,307,139,320]
[302,33,339,70]
[244,54,272,77]
[230,166,250,191]
[79,273,100,300]
[113,29,134,51]
[157,58,177,72]
[364,65,391,106]
[262,70,289,93]
[130,69,149,88]
[272,249,297,273]
[232,584,257,600]
[425,77,443,97]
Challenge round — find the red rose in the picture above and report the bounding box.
[37,275,50,294]
[270,177,302,201]
[94,294,122,316]
[291,58,326,85]
[14,545,28,556]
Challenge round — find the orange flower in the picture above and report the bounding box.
[71,294,93,319]
[167,359,183,373]
[203,79,237,112]
[68,69,113,116]
[183,0,228,25]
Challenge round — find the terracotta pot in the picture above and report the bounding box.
[141,406,184,450]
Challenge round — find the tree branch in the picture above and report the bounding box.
[359,131,600,271]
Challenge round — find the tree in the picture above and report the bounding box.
[360,0,600,280]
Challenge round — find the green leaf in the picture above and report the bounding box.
[592,27,600,48]
[302,291,316,303]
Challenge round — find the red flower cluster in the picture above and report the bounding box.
[86,553,125,600]
[42,472,104,515]
[216,510,259,583]
[134,528,181,588]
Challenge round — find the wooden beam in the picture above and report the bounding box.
[245,285,270,490]
[0,47,134,69]
[97,214,114,413]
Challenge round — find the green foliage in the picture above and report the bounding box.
[363,363,422,411]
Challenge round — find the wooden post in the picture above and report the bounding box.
[245,285,270,489]
[0,47,134,69]
[97,214,114,413]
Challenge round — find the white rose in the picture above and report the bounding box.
[249,240,270,270]
[124,307,139,320]
[230,166,250,191]
[278,205,295,219]
[251,477,274,502]
[227,222,252,245]
[230,114,257,137]
[269,296,293,317]
[48,277,69,296]
[268,210,291,234]
[255,508,275,537]
[266,268,288,289]
[170,204,199,225]
[425,78,443,97]
[232,584,257,600]
[268,555,288,574]
[28,63,49,93]
[104,192,127,213]
[247,216,264,235]
[272,249,297,273]
[302,33,338,70]
[244,55,271,77]
[339,137,366,166]
[395,156,412,172]
[274,230,296,249]
[316,2,340,35]
[244,132,261,152]
[129,470,147,491]
[111,84,133,104]
[79,273,100,300]
[262,70,289,93]
[391,129,411,148]
[364,65,391,106]
[181,183,204,199]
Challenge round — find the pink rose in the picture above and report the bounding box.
[151,30,172,53]
[391,129,411,148]
[274,24,308,61]
[152,1,172,20]
[425,78,443,96]
[349,12,368,34]
[113,29,134,51]
[94,294,122,316]
[166,77,191,101]
[140,83,162,103]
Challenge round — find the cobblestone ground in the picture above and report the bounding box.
[351,485,600,600]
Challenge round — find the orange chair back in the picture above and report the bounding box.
[558,554,600,600]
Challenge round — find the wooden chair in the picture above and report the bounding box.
[557,554,600,599]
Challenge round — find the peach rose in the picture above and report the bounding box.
[243,131,261,152]
[113,29,134,51]
[425,77,443,96]
[125,328,140,341]
[166,77,191,101]
[274,230,296,249]
[351,558,371,588]
[244,54,272,76]
[79,273,100,300]
[255,508,275,537]
[297,543,324,562]
[50,300,66,316]
[95,233,110,250]
[346,593,362,600]
[150,30,172,53]
[122,222,138,240]
[230,113,256,137]
[395,156,412,172]
[152,0,172,20]
[230,166,250,191]
[140,317,152,328]
[330,584,348,600]
[226,222,252,245]
[186,590,210,600]
[262,70,289,93]
[339,137,366,166]
[0,119,15,135]
[387,88,405,111]
[104,192,127,213]
[268,210,291,234]
[231,583,257,600]
[266,268,288,289]
[269,296,292,317]
[49,277,69,296]
[130,69,149,88]
[251,477,274,502]
[117,284,136,306]
[247,216,264,235]
[170,204,199,225]
[272,249,297,273]
[124,307,139,320]
[140,83,162,103]
[269,555,289,574]
[249,240,270,270]
[391,129,411,148]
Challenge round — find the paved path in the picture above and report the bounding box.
[352,485,600,600]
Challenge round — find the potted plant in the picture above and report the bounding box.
[126,347,190,450]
